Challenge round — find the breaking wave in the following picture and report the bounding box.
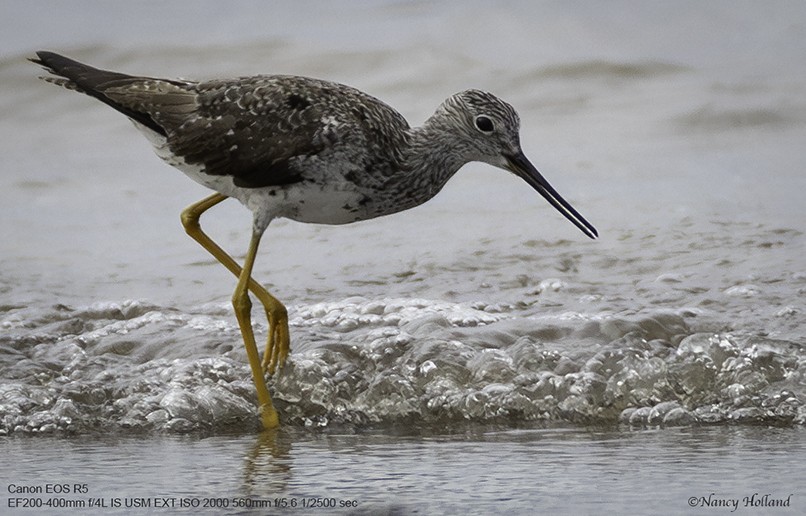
[1,297,803,435]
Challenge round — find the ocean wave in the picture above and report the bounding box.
[674,104,798,131]
[1,298,803,435]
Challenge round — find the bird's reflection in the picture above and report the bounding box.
[241,428,294,495]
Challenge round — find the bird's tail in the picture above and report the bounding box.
[30,51,176,136]
[30,51,137,96]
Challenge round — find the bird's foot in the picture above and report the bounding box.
[261,305,290,375]
[259,402,280,430]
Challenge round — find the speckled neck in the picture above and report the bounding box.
[394,113,470,208]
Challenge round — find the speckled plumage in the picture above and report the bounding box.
[31,51,596,238]
[32,51,596,429]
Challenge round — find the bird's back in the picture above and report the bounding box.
[32,51,412,190]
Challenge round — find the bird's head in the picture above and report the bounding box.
[437,89,598,239]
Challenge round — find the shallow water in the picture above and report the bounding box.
[1,426,804,515]
[1,0,805,513]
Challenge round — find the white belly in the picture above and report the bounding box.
[137,122,369,231]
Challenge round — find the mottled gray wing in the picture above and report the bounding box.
[104,76,332,188]
[33,50,406,189]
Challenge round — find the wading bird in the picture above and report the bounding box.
[32,51,597,430]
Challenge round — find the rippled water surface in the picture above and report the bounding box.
[1,0,805,513]
[2,426,804,515]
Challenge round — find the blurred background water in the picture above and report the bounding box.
[1,1,805,514]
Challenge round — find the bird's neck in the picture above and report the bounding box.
[397,115,468,206]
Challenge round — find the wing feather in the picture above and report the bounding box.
[33,52,411,189]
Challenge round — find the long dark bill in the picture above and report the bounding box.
[507,152,598,239]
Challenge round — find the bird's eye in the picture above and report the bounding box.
[474,115,494,133]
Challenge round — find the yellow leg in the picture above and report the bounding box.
[180,194,288,430]
[180,194,290,375]
[233,230,279,430]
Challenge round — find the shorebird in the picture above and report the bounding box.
[31,51,597,430]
